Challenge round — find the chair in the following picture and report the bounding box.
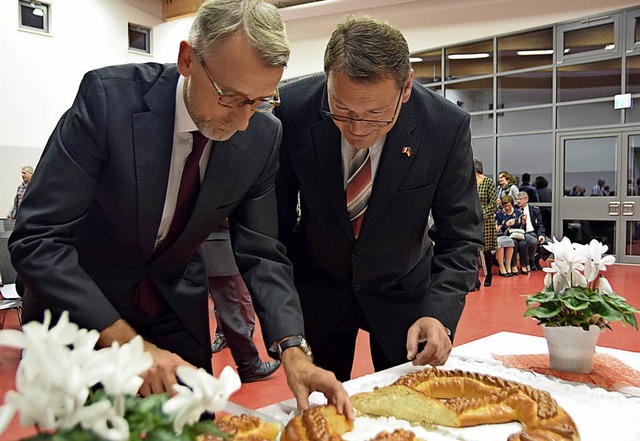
[0,297,22,328]
[0,232,21,328]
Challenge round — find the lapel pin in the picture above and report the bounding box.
[401,147,413,157]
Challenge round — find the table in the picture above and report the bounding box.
[259,332,640,440]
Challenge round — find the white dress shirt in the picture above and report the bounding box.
[155,75,213,248]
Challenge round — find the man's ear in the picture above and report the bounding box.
[177,40,195,77]
[402,69,414,103]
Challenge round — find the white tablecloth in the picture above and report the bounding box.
[259,332,640,440]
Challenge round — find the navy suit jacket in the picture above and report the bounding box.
[527,205,546,237]
[275,74,483,364]
[9,63,303,359]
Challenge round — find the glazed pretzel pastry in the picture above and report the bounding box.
[281,405,424,441]
[199,413,281,441]
[351,368,580,441]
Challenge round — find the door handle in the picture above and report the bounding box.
[608,201,620,215]
[622,201,634,216]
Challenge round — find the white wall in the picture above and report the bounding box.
[2,0,639,213]
[0,0,162,215]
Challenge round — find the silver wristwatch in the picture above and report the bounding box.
[270,335,313,360]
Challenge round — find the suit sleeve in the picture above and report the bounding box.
[426,114,483,337]
[8,71,121,331]
[228,119,304,348]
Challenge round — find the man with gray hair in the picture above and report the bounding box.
[7,165,33,219]
[514,191,548,271]
[275,15,482,380]
[10,0,351,414]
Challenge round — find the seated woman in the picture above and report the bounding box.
[495,196,523,277]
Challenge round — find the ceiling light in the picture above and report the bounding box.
[32,7,44,16]
[604,44,615,50]
[516,49,554,56]
[447,53,490,60]
[409,57,423,63]
[564,48,571,54]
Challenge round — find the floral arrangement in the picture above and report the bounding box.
[524,237,638,331]
[0,311,241,441]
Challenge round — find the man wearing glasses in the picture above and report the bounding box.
[9,0,352,415]
[275,15,483,381]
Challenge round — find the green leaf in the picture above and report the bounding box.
[560,296,590,311]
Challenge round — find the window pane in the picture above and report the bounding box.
[444,78,492,112]
[412,50,442,84]
[498,108,552,133]
[563,220,616,253]
[627,55,640,94]
[628,135,640,197]
[470,114,493,136]
[563,22,615,56]
[626,221,640,256]
[563,137,617,197]
[557,102,620,128]
[498,28,553,72]
[471,138,494,180]
[498,133,553,199]
[558,59,621,102]
[498,69,552,107]
[445,39,493,80]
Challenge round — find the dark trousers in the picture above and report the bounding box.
[310,297,394,382]
[209,274,261,374]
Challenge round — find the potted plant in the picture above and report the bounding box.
[524,237,638,373]
[0,310,240,441]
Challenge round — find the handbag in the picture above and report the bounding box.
[507,228,525,240]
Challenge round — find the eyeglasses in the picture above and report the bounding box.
[196,54,280,113]
[321,84,403,128]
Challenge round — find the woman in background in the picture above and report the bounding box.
[495,195,522,277]
[474,158,497,287]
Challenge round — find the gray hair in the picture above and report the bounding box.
[188,0,289,67]
[473,158,483,174]
[517,191,528,200]
[22,166,33,173]
[324,15,411,88]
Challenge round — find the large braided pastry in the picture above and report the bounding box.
[351,368,579,441]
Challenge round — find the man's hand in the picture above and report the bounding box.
[98,319,195,396]
[138,341,197,396]
[281,347,354,421]
[406,317,452,366]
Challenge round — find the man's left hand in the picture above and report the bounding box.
[281,347,354,421]
[406,317,452,366]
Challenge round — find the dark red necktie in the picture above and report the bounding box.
[136,131,209,316]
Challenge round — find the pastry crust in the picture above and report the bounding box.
[351,368,580,441]
[281,405,354,441]
[199,413,281,441]
[368,428,422,441]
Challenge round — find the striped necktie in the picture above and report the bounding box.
[346,148,372,238]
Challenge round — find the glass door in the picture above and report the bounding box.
[623,132,640,264]
[556,131,640,264]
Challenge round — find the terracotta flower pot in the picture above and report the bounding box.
[542,324,601,373]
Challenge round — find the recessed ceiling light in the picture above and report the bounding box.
[409,57,423,63]
[447,53,490,60]
[516,49,554,56]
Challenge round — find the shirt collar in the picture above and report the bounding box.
[174,75,198,133]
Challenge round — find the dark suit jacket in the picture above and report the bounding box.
[527,205,546,237]
[9,63,303,362]
[275,74,483,364]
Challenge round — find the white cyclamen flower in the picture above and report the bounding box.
[0,311,96,433]
[597,276,615,295]
[582,239,616,282]
[163,366,241,433]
